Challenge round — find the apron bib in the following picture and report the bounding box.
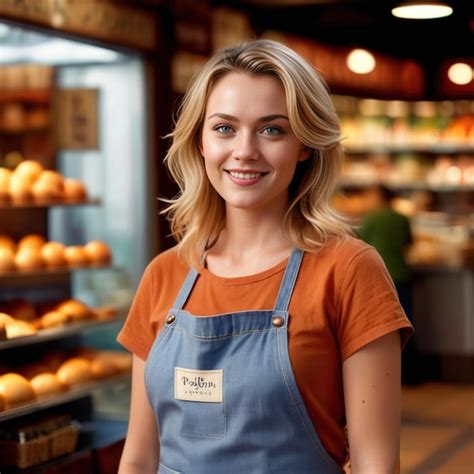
[145,249,342,473]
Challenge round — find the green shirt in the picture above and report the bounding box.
[358,208,413,283]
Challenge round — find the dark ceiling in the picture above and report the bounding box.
[213,0,473,68]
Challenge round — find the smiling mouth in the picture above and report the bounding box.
[225,170,268,180]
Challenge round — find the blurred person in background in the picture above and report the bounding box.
[358,184,420,385]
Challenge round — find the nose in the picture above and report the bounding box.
[232,131,259,161]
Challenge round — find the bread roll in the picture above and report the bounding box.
[41,241,67,267]
[14,247,44,271]
[0,247,16,272]
[18,234,46,251]
[64,246,89,266]
[30,373,65,397]
[0,373,35,406]
[31,179,62,201]
[91,357,119,379]
[42,351,66,373]
[9,173,32,201]
[37,170,63,188]
[84,240,111,264]
[0,235,16,252]
[55,299,93,322]
[0,168,12,200]
[0,313,37,338]
[40,310,69,329]
[56,358,93,386]
[63,178,87,201]
[15,160,43,182]
[96,351,132,373]
[5,299,36,321]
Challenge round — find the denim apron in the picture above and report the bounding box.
[145,249,342,473]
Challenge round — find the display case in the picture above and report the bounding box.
[0,67,131,471]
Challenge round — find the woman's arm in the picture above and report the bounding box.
[343,331,401,474]
[118,355,159,473]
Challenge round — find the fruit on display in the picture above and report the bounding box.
[0,160,89,203]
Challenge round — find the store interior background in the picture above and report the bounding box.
[0,0,472,472]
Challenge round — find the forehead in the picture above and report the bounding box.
[205,72,287,115]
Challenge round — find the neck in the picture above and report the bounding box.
[211,202,292,261]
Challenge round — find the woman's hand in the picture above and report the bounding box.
[343,331,401,474]
[118,355,160,473]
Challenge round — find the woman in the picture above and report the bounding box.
[117,39,413,473]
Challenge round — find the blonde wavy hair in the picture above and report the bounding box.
[164,39,353,266]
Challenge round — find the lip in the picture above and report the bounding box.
[224,169,268,187]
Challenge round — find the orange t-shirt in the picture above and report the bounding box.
[117,236,413,466]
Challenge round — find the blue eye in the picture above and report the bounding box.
[263,126,282,136]
[215,125,233,134]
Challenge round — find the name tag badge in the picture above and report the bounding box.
[174,367,223,403]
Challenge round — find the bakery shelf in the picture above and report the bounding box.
[0,262,114,280]
[339,180,474,192]
[344,144,474,155]
[0,312,127,351]
[0,197,100,209]
[0,373,130,422]
[0,89,51,104]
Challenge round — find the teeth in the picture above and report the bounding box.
[229,171,262,179]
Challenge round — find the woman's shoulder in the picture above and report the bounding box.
[145,245,190,280]
[305,235,375,267]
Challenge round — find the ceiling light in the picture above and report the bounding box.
[346,49,376,74]
[391,2,453,19]
[447,63,473,85]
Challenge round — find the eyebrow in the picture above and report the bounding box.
[207,113,289,122]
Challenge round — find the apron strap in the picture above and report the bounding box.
[173,248,304,312]
[273,248,304,312]
[172,267,200,310]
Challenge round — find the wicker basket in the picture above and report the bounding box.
[49,423,79,458]
[0,417,79,469]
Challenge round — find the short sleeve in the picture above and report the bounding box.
[336,247,414,361]
[117,263,157,361]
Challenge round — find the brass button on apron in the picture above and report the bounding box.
[272,316,284,327]
[166,314,176,324]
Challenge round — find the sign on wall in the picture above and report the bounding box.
[55,89,99,150]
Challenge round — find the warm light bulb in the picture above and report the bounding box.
[346,49,376,75]
[447,63,473,85]
[391,3,453,19]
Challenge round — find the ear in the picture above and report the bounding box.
[298,145,313,162]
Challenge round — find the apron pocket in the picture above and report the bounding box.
[159,463,181,474]
[181,401,226,438]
